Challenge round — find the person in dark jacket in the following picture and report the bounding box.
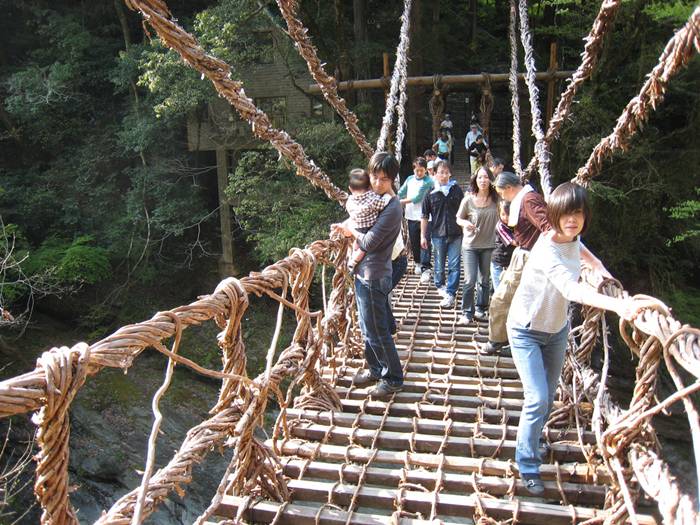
[420,161,464,308]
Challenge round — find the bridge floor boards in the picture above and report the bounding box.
[212,261,659,524]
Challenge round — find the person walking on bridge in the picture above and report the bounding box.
[481,172,611,356]
[332,152,404,398]
[421,161,464,308]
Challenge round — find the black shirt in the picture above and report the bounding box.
[422,184,464,238]
[492,229,515,267]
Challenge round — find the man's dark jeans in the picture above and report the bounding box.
[407,219,432,269]
[355,275,403,386]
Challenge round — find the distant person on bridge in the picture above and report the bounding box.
[421,161,464,309]
[398,156,433,282]
[481,172,611,356]
[332,152,404,398]
[465,121,488,174]
[507,182,658,495]
[433,130,452,163]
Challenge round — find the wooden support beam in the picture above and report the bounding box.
[309,70,574,93]
[277,458,607,506]
[216,147,236,277]
[546,41,559,125]
[267,440,613,484]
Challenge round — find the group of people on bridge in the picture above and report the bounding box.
[332,149,656,495]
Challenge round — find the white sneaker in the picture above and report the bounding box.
[437,286,448,299]
[457,314,472,325]
[420,269,431,284]
[440,295,455,308]
[413,264,423,275]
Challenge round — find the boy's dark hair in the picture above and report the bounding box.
[491,157,504,168]
[547,182,591,236]
[498,199,510,214]
[434,160,451,174]
[368,152,399,182]
[475,134,483,141]
[414,156,427,168]
[468,166,498,201]
[348,168,370,191]
[423,148,437,158]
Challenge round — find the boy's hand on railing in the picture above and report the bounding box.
[616,297,665,322]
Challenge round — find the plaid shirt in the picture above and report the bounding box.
[346,191,390,229]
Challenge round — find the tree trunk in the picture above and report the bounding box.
[353,0,369,104]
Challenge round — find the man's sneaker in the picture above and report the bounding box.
[353,369,381,386]
[439,294,455,308]
[479,341,506,356]
[437,286,448,299]
[369,380,403,398]
[420,269,432,284]
[521,474,545,496]
[457,314,473,325]
[413,264,423,275]
[474,309,488,321]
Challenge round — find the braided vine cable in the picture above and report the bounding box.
[523,0,623,179]
[518,0,552,198]
[376,0,413,154]
[574,6,700,185]
[508,0,523,176]
[124,0,348,205]
[276,0,374,159]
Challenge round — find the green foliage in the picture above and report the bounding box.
[226,120,362,264]
[667,188,700,244]
[24,236,110,285]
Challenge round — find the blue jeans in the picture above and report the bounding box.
[407,220,432,269]
[355,276,403,386]
[491,262,506,291]
[507,323,569,475]
[432,235,462,296]
[461,247,493,316]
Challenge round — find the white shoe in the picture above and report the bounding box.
[440,295,455,308]
[413,264,423,275]
[420,269,431,284]
[457,314,472,325]
[437,286,448,299]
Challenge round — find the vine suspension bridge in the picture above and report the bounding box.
[1,1,700,524]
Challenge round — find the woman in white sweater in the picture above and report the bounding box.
[507,182,658,495]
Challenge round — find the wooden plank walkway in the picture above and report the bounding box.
[210,263,660,524]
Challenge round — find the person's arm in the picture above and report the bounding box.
[411,177,433,204]
[543,243,657,320]
[496,223,516,246]
[420,218,429,249]
[397,178,409,200]
[522,194,551,233]
[579,242,613,281]
[455,197,476,230]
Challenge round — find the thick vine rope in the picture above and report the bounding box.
[523,0,623,179]
[376,0,412,153]
[276,0,374,159]
[518,0,552,198]
[123,0,347,204]
[574,6,700,185]
[394,56,410,163]
[508,0,523,176]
